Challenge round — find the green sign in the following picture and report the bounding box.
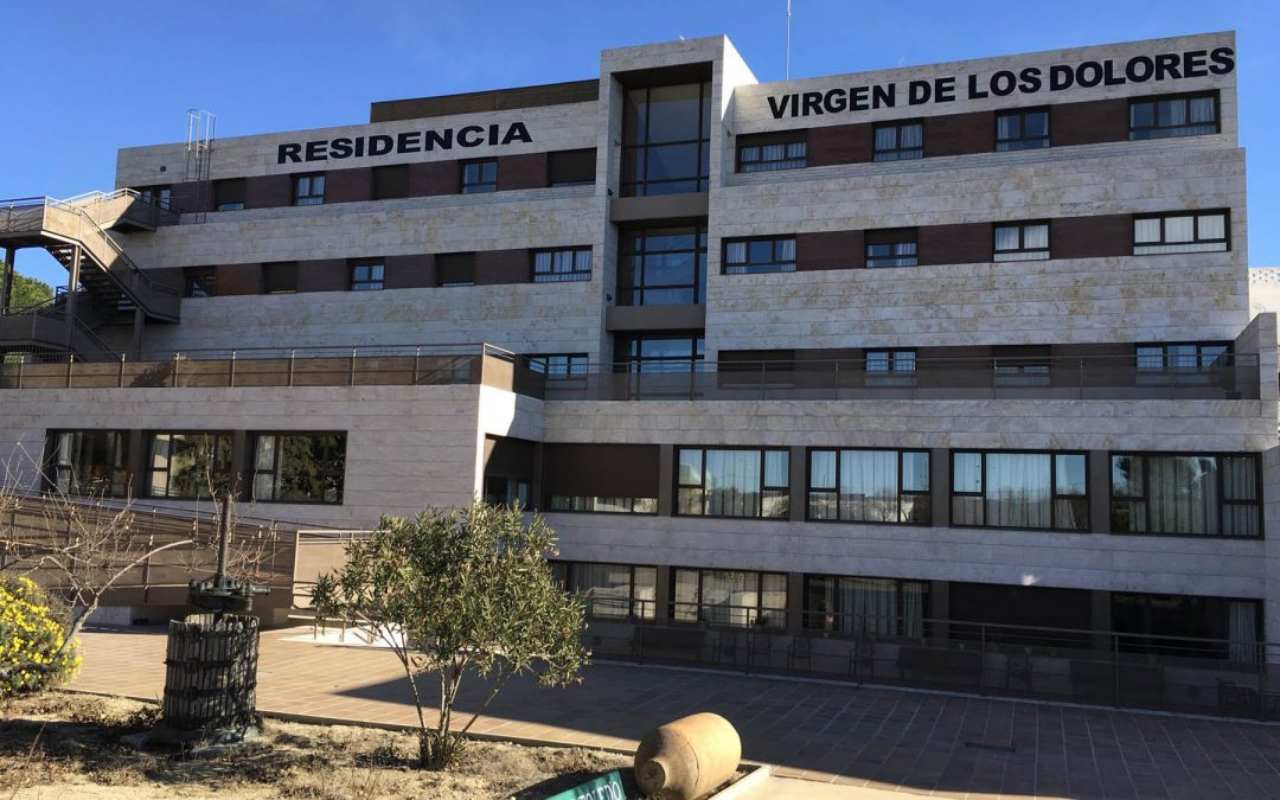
[544,769,627,800]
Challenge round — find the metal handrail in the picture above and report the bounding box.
[556,353,1261,373]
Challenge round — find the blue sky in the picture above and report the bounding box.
[2,0,1275,286]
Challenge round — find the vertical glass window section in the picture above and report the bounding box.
[1111,453,1260,538]
[723,237,796,275]
[616,333,704,375]
[676,447,789,519]
[146,433,232,500]
[951,451,1088,531]
[993,222,1050,261]
[461,159,498,193]
[1137,342,1231,372]
[807,449,930,524]
[1133,211,1229,255]
[251,433,346,504]
[349,262,384,291]
[673,568,787,629]
[995,109,1050,151]
[532,247,592,283]
[621,82,712,196]
[138,185,172,210]
[618,225,707,306]
[1129,93,1219,140]
[737,133,807,173]
[865,230,918,267]
[865,350,916,375]
[293,173,325,206]
[528,353,589,378]
[563,562,657,620]
[872,121,924,161]
[45,430,130,498]
[804,575,928,638]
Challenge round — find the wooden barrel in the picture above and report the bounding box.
[634,712,741,799]
[161,613,260,741]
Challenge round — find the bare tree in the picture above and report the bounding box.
[0,445,271,682]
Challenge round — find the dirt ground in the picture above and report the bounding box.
[0,692,635,800]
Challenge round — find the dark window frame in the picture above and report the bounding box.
[621,82,713,196]
[615,332,705,376]
[292,173,326,206]
[950,449,1091,533]
[551,560,659,620]
[618,224,707,306]
[1109,451,1263,540]
[137,185,172,210]
[249,430,347,506]
[674,445,790,520]
[802,573,931,636]
[547,496,659,515]
[864,349,917,374]
[460,158,498,194]
[143,431,234,501]
[995,107,1051,152]
[670,566,789,629]
[993,220,1051,261]
[722,235,797,275]
[1133,210,1230,254]
[805,447,931,525]
[872,120,924,162]
[531,247,592,283]
[736,131,808,173]
[527,353,589,377]
[43,429,131,499]
[349,260,385,291]
[1128,91,1221,140]
[1135,342,1232,371]
[865,229,918,268]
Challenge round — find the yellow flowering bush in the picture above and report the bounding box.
[0,576,80,698]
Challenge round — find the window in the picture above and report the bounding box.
[1134,211,1228,255]
[44,430,130,498]
[484,476,530,507]
[213,178,245,211]
[994,222,1050,261]
[137,185,171,210]
[1113,593,1259,663]
[873,121,923,161]
[435,252,476,287]
[528,353,588,377]
[1129,92,1219,140]
[996,109,1050,151]
[618,225,706,305]
[251,432,346,504]
[349,261,384,291]
[145,432,232,500]
[808,449,929,524]
[952,450,1088,531]
[532,247,592,283]
[673,568,787,629]
[293,173,325,206]
[183,267,216,298]
[737,132,807,173]
[865,350,916,375]
[372,164,410,200]
[804,575,928,637]
[551,561,657,619]
[548,496,657,514]
[723,237,796,275]
[622,82,712,196]
[461,159,497,193]
[1136,342,1230,371]
[262,262,298,294]
[1111,453,1260,538]
[616,333,704,374]
[548,149,595,187]
[676,447,789,519]
[865,229,917,268]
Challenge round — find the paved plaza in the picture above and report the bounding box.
[69,625,1280,799]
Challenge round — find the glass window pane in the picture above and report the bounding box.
[902,451,930,493]
[839,450,898,523]
[899,124,923,148]
[1131,102,1154,128]
[1164,216,1194,243]
[1134,218,1161,243]
[705,450,761,517]
[954,453,982,493]
[1198,214,1226,241]
[810,450,836,490]
[645,84,702,143]
[1055,454,1087,496]
[997,114,1019,140]
[254,435,276,470]
[725,242,746,264]
[874,127,897,151]
[678,449,702,485]
[1024,224,1049,250]
[994,226,1020,251]
[985,453,1052,528]
[1189,96,1216,124]
[1024,111,1048,137]
[763,450,789,488]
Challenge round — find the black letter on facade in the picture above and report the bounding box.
[277,143,302,164]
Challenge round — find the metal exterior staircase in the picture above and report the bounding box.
[0,190,182,358]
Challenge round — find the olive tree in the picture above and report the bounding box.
[311,502,588,769]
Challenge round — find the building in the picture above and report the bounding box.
[2,31,1276,710]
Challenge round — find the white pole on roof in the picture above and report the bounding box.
[785,0,793,80]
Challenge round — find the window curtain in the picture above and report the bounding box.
[706,450,761,517]
[985,453,1052,528]
[775,238,796,262]
[902,581,926,639]
[1023,224,1049,250]
[994,226,1020,251]
[841,577,897,636]
[996,114,1018,141]
[1229,601,1258,664]
[1198,213,1226,241]
[899,124,923,149]
[1189,96,1216,124]
[1163,215,1195,243]
[702,570,757,627]
[1221,455,1259,537]
[840,450,898,522]
[874,127,897,151]
[1148,455,1219,535]
[673,569,699,623]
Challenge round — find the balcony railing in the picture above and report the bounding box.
[534,354,1262,401]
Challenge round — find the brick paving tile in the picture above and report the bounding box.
[65,625,1280,799]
